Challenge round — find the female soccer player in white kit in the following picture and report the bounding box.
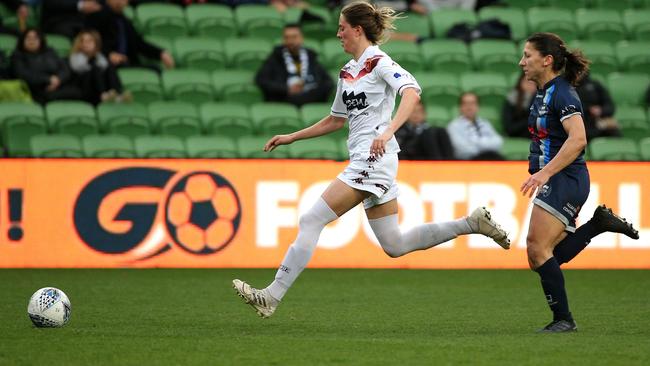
[233,1,511,318]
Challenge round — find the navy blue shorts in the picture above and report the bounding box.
[533,165,590,232]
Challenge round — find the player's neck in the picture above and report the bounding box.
[352,40,373,61]
[537,71,559,89]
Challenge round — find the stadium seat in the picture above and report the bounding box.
[543,0,589,10]
[477,6,528,41]
[469,39,519,75]
[173,37,226,71]
[118,68,163,104]
[211,70,263,104]
[144,35,174,52]
[623,9,650,40]
[615,106,649,140]
[592,0,636,11]
[460,72,509,111]
[576,9,626,43]
[419,39,471,73]
[527,8,577,42]
[185,3,237,38]
[281,6,335,41]
[82,134,136,158]
[185,135,238,158]
[134,135,186,158]
[322,38,349,70]
[97,102,151,138]
[161,69,215,105]
[148,101,201,137]
[0,33,16,64]
[476,105,503,134]
[394,12,431,39]
[303,38,322,55]
[224,37,272,71]
[416,72,462,110]
[429,9,477,38]
[237,135,289,158]
[45,101,98,138]
[0,102,45,131]
[569,41,618,76]
[200,102,254,137]
[136,3,188,38]
[501,138,530,161]
[45,34,71,56]
[234,4,284,40]
[3,117,47,157]
[607,73,650,107]
[301,102,347,140]
[250,102,302,135]
[615,41,650,73]
[501,0,532,8]
[289,138,342,160]
[639,137,650,161]
[381,40,424,72]
[424,104,452,127]
[589,137,640,161]
[30,134,84,158]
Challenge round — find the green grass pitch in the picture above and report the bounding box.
[1,269,649,365]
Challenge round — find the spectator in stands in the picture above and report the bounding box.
[85,0,175,70]
[255,23,333,106]
[447,92,504,160]
[40,0,102,39]
[69,29,130,105]
[0,0,29,35]
[502,72,536,138]
[395,100,455,160]
[10,28,82,104]
[576,73,621,141]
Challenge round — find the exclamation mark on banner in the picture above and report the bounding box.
[8,189,24,241]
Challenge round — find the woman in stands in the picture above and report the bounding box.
[518,32,639,333]
[10,28,81,104]
[232,1,511,318]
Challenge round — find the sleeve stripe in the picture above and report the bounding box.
[331,110,347,116]
[397,83,420,95]
[560,112,581,122]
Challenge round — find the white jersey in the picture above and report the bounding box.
[330,45,421,156]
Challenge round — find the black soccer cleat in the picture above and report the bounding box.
[538,319,578,333]
[591,205,640,240]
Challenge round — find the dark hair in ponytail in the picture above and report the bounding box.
[526,32,590,86]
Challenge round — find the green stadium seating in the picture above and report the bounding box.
[0,102,45,131]
[82,134,136,158]
[185,3,237,38]
[0,33,16,65]
[615,41,650,73]
[543,0,589,10]
[283,6,335,41]
[303,38,322,55]
[502,0,533,8]
[576,9,626,43]
[224,37,272,71]
[97,103,151,138]
[623,9,650,40]
[639,137,650,161]
[477,105,503,134]
[301,102,347,140]
[45,101,98,138]
[322,38,349,70]
[593,0,637,11]
[419,39,471,73]
[607,73,650,107]
[45,34,71,57]
[173,37,226,71]
[394,12,431,39]
[527,8,577,42]
[3,118,47,157]
[616,106,649,140]
[569,41,618,76]
[237,135,289,158]
[425,104,452,127]
[460,72,509,111]
[289,138,342,160]
[234,4,284,40]
[501,138,530,161]
[469,39,519,75]
[200,102,254,137]
[416,72,462,110]
[134,135,186,158]
[250,102,302,135]
[118,68,163,104]
[211,70,263,104]
[381,40,424,72]
[136,3,188,38]
[148,101,201,137]
[161,69,215,105]
[589,137,640,161]
[478,7,528,40]
[185,135,238,158]
[430,9,477,38]
[30,134,84,158]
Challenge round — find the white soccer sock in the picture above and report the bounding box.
[368,214,472,258]
[266,197,338,301]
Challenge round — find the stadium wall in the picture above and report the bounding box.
[0,159,648,269]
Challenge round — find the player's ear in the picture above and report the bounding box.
[543,54,553,67]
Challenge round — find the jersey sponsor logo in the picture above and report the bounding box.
[561,104,578,116]
[342,90,369,111]
[538,103,548,116]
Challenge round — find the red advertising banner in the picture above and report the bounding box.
[0,159,648,268]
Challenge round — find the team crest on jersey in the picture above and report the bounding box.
[340,55,383,82]
[342,91,368,111]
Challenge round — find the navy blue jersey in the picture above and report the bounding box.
[528,76,586,174]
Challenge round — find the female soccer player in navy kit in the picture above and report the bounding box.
[519,33,639,333]
[232,1,511,318]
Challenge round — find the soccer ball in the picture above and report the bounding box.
[27,287,71,328]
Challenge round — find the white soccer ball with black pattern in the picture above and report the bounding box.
[27,287,71,328]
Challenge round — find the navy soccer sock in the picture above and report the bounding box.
[553,221,602,265]
[535,257,572,322]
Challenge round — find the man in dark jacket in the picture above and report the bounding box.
[255,23,333,106]
[40,0,102,39]
[85,0,174,69]
[576,73,621,140]
[395,101,456,160]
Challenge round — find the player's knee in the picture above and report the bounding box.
[526,237,549,269]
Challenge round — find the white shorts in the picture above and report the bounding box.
[337,152,399,209]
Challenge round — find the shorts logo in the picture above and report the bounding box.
[538,184,551,197]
